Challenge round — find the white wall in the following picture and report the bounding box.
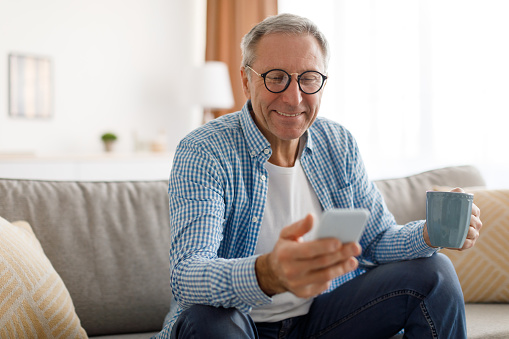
[0,0,205,155]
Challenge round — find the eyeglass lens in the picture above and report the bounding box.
[264,70,324,94]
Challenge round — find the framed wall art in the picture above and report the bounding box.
[8,54,53,118]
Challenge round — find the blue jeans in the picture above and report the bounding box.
[171,254,466,338]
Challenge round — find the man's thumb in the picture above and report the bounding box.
[280,213,315,241]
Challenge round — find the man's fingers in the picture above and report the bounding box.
[288,257,359,298]
[285,242,360,273]
[472,203,481,218]
[459,213,482,251]
[271,215,363,298]
[280,213,315,241]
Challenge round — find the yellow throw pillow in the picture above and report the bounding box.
[438,189,509,302]
[0,217,88,338]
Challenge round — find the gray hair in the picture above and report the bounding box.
[241,13,330,73]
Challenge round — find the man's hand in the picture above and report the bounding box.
[424,187,483,251]
[255,214,362,298]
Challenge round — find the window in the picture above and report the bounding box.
[279,0,509,187]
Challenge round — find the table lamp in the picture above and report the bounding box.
[197,61,234,123]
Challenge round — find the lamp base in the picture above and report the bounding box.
[203,109,214,124]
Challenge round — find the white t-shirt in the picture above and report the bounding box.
[250,149,323,323]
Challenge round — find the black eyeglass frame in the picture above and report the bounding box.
[245,65,328,95]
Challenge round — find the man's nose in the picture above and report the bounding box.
[281,76,303,105]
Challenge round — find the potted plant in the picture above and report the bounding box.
[101,132,117,152]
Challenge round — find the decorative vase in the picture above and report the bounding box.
[103,140,115,152]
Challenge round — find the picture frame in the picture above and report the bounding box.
[8,53,53,119]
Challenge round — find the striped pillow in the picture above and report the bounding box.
[0,217,88,338]
[440,189,509,302]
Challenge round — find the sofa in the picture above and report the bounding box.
[0,165,507,338]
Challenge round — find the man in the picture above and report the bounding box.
[156,13,482,338]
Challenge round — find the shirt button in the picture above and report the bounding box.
[252,216,258,222]
[260,175,266,181]
[263,148,270,154]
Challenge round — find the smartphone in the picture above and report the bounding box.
[314,208,370,243]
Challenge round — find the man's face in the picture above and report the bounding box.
[241,33,326,146]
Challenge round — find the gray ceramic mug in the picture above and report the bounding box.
[426,191,474,248]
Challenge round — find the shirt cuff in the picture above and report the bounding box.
[412,220,441,257]
[231,255,272,311]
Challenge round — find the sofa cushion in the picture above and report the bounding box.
[439,189,509,302]
[374,165,486,224]
[0,217,88,338]
[466,304,509,339]
[0,179,172,336]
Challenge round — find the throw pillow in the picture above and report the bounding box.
[0,216,88,338]
[435,188,509,302]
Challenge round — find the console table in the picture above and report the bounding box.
[0,153,173,181]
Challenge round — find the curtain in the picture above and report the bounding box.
[205,0,278,119]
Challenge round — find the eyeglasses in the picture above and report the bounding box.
[245,65,327,95]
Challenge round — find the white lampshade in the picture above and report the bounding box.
[197,61,234,110]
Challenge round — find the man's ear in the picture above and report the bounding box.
[240,66,251,99]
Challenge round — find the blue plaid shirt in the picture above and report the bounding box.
[157,101,436,337]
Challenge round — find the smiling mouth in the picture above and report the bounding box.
[276,111,303,117]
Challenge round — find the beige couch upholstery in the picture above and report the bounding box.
[0,165,507,338]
